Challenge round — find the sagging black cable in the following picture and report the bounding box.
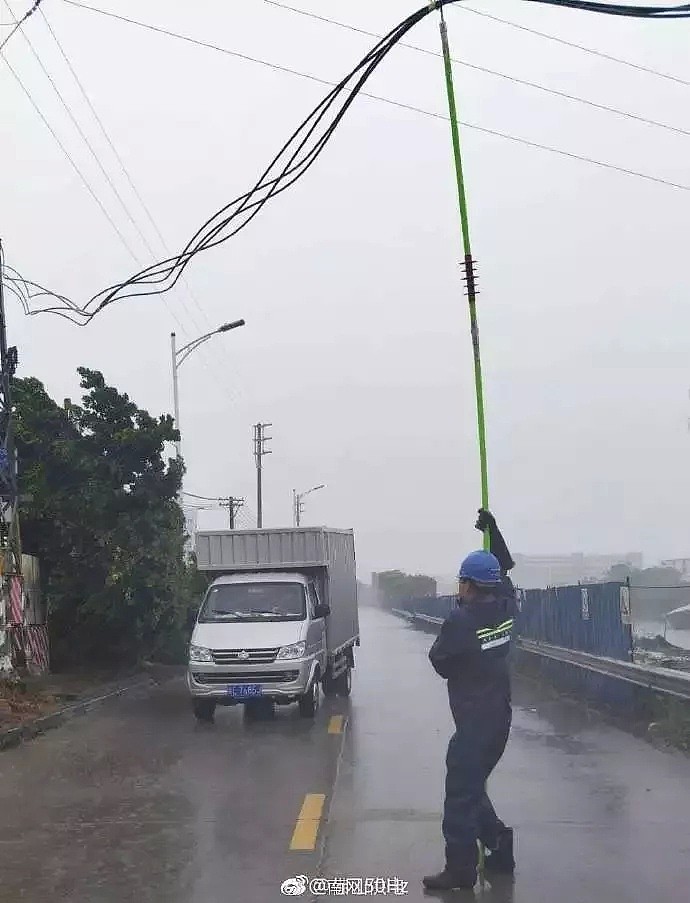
[3,283,30,316]
[4,269,86,321]
[524,0,690,16]
[87,5,430,315]
[197,7,430,253]
[12,0,690,323]
[5,268,78,310]
[4,270,89,325]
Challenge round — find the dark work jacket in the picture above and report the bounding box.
[429,577,516,726]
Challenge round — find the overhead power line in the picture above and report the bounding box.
[39,9,224,315]
[63,2,690,191]
[63,0,353,87]
[16,0,690,325]
[0,53,141,259]
[456,5,690,88]
[0,0,43,51]
[4,0,152,262]
[39,6,170,253]
[183,490,226,502]
[35,5,245,404]
[39,9,213,319]
[4,3,245,407]
[265,0,690,139]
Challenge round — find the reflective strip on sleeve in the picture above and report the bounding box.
[480,634,511,651]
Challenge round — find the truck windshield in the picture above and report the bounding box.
[199,582,307,622]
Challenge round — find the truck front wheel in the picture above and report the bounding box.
[192,699,216,723]
[335,666,352,698]
[298,679,320,718]
[322,671,338,698]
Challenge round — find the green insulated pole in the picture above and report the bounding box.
[438,4,490,551]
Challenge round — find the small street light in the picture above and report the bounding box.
[293,484,326,528]
[170,319,245,459]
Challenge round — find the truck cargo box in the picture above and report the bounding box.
[195,527,359,656]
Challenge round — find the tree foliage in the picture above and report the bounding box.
[606,563,688,618]
[607,563,683,586]
[373,570,437,609]
[14,368,201,668]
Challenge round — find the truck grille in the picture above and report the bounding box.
[211,647,279,665]
[194,670,299,685]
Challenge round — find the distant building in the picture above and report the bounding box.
[512,552,643,589]
[661,557,690,578]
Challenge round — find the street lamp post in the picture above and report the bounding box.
[293,484,326,528]
[170,319,245,460]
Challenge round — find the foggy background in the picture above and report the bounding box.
[2,0,689,580]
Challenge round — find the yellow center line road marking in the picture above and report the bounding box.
[328,715,344,734]
[290,793,326,851]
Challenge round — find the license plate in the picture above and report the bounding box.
[227,684,262,699]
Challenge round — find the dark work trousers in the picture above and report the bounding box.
[442,704,512,874]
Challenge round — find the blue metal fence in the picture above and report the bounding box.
[396,583,636,711]
[517,581,633,662]
[402,582,633,662]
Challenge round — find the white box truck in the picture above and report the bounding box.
[188,527,359,721]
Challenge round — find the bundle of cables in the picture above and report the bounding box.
[5,0,690,324]
[2,262,82,324]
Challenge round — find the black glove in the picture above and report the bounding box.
[475,509,496,533]
[475,509,514,575]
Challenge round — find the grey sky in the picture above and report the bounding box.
[2,0,690,579]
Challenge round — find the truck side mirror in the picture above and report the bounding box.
[314,603,331,619]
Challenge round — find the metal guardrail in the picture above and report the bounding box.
[393,609,690,702]
[518,638,690,702]
[412,613,443,626]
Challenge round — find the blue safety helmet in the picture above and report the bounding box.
[458,550,502,586]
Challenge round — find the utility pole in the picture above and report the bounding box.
[293,484,325,528]
[0,240,21,578]
[220,496,244,529]
[170,332,182,460]
[253,423,272,528]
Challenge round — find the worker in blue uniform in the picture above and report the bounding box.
[423,509,517,892]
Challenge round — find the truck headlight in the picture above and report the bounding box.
[276,642,306,660]
[189,644,213,663]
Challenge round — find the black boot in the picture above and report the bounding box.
[423,867,476,891]
[484,827,515,874]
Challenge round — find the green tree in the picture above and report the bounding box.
[605,563,688,619]
[373,570,437,609]
[605,563,684,587]
[14,368,196,668]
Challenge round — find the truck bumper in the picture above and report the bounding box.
[187,659,316,702]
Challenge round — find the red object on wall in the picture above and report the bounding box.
[8,575,23,625]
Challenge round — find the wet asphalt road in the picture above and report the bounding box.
[1,608,690,903]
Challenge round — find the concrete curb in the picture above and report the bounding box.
[0,670,177,752]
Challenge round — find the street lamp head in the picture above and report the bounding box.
[300,484,326,497]
[218,319,246,333]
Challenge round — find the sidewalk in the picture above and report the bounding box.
[0,663,181,748]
